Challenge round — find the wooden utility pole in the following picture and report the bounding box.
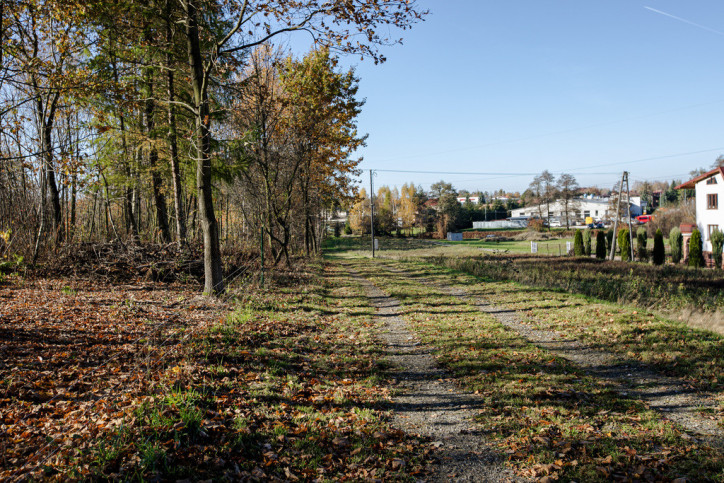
[609,171,627,261]
[370,169,375,258]
[626,173,634,261]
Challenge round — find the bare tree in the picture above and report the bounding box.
[557,173,579,229]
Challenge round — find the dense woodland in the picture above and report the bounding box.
[0,0,426,293]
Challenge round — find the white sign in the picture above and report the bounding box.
[566,241,573,252]
[531,241,538,253]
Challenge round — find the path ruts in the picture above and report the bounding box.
[347,267,518,482]
[384,263,724,450]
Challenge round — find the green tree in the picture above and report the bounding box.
[689,229,704,267]
[652,229,665,265]
[574,230,584,256]
[636,227,648,261]
[606,229,614,253]
[711,229,724,269]
[429,180,456,199]
[669,227,683,264]
[583,228,592,256]
[618,228,631,261]
[595,230,606,259]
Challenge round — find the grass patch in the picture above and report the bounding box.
[343,257,724,481]
[81,260,430,481]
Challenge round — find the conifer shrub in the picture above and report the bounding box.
[669,227,682,264]
[618,228,631,261]
[595,230,606,259]
[573,229,584,256]
[636,227,648,261]
[711,229,724,269]
[652,229,665,265]
[689,229,704,268]
[651,228,666,265]
[606,229,614,253]
[583,228,592,256]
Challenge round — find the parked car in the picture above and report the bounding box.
[636,215,653,224]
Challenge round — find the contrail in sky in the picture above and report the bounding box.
[644,6,724,36]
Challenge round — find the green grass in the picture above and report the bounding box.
[82,260,430,481]
[343,257,724,481]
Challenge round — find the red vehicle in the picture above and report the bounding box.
[636,215,653,224]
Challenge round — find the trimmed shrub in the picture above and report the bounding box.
[606,229,614,253]
[618,228,631,261]
[583,228,592,256]
[669,227,682,264]
[636,227,648,261]
[689,229,704,268]
[343,220,352,235]
[711,229,724,269]
[652,229,665,265]
[573,230,584,256]
[595,230,606,259]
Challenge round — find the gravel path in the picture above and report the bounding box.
[388,266,724,450]
[347,268,519,482]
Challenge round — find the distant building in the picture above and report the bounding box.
[511,197,611,223]
[676,167,724,254]
[457,196,481,204]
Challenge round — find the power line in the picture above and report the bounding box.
[369,99,724,163]
[370,168,620,177]
[368,146,724,179]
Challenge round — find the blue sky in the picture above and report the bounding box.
[331,1,724,194]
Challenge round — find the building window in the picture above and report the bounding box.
[709,225,720,238]
[707,177,718,185]
[584,211,590,217]
[707,194,718,209]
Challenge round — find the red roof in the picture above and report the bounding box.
[675,167,724,190]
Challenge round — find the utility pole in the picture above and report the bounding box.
[370,169,375,258]
[609,171,627,261]
[625,173,634,261]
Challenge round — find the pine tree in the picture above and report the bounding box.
[619,228,631,261]
[595,230,606,259]
[652,229,665,265]
[711,229,724,269]
[669,227,683,264]
[574,229,584,256]
[583,228,592,256]
[636,228,648,261]
[689,229,704,268]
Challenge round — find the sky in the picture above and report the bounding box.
[307,1,724,195]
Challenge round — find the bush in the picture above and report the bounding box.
[583,228,592,256]
[618,228,631,261]
[573,229,584,256]
[689,229,704,268]
[343,220,352,235]
[669,227,682,264]
[711,229,724,269]
[652,229,665,265]
[606,229,614,253]
[595,230,606,259]
[528,218,545,232]
[636,227,648,261]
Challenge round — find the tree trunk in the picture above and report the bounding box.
[166,6,186,247]
[144,50,171,243]
[186,0,223,294]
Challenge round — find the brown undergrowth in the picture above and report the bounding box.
[1,256,431,480]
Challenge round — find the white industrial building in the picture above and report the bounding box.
[511,197,612,222]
